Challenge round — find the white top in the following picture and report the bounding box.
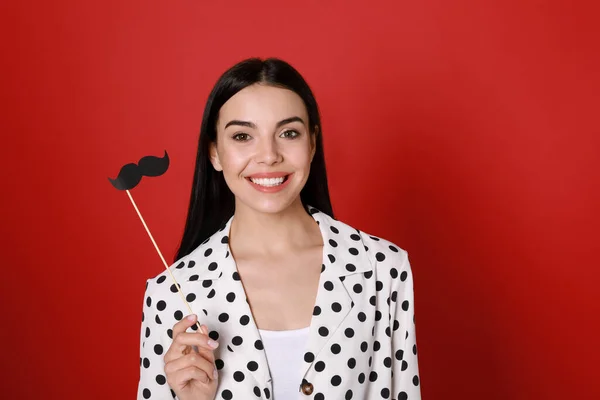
[258,326,310,400]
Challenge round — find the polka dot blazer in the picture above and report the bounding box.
[137,207,421,399]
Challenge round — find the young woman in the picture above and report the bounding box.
[137,58,421,400]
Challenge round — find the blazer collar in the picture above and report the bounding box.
[173,205,373,284]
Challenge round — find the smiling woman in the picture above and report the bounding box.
[137,58,421,400]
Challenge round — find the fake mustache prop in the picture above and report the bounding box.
[109,151,203,332]
[108,150,170,190]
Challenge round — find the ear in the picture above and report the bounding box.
[209,141,223,171]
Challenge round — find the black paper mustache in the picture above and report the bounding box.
[108,150,170,190]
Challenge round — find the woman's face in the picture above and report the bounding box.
[210,83,316,215]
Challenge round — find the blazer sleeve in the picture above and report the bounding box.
[137,279,176,400]
[391,253,422,400]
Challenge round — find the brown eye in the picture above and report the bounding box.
[280,129,299,139]
[233,133,250,141]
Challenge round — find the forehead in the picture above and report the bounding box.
[218,84,308,127]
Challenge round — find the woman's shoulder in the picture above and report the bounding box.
[313,208,412,276]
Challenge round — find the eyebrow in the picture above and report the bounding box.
[224,116,306,130]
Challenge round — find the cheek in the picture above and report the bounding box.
[219,147,249,174]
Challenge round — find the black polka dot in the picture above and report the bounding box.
[170,283,180,293]
[395,349,404,360]
[204,248,213,257]
[330,226,339,234]
[247,361,258,371]
[222,389,233,399]
[331,375,342,386]
[402,300,409,311]
[349,247,359,255]
[254,340,264,350]
[253,386,261,397]
[315,394,324,400]
[353,284,363,293]
[209,331,219,341]
[156,300,166,311]
[413,375,420,386]
[186,293,196,302]
[364,271,373,279]
[232,271,240,281]
[324,281,334,291]
[358,373,365,383]
[376,281,383,291]
[233,371,245,382]
[156,275,166,284]
[369,371,378,382]
[376,252,386,261]
[264,388,271,399]
[167,329,173,339]
[202,280,212,288]
[142,388,151,399]
[142,358,150,368]
[328,254,336,263]
[374,341,381,351]
[329,239,338,247]
[331,343,341,354]
[313,305,322,315]
[155,315,162,324]
[318,327,329,336]
[174,310,183,320]
[398,392,408,400]
[156,374,166,385]
[189,274,199,281]
[390,268,398,278]
[360,341,368,352]
[350,233,360,241]
[215,359,224,370]
[218,313,229,322]
[175,261,185,269]
[401,360,408,371]
[145,297,152,307]
[384,357,392,367]
[240,315,250,325]
[208,262,218,271]
[345,263,356,272]
[206,288,216,298]
[304,352,315,362]
[154,344,163,355]
[345,328,355,338]
[232,336,243,346]
[226,292,236,302]
[381,388,390,398]
[347,358,356,368]
[400,270,408,281]
[315,361,326,372]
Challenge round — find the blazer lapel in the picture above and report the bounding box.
[299,207,373,380]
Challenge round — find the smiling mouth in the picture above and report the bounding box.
[247,175,290,187]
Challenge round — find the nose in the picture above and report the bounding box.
[255,136,282,165]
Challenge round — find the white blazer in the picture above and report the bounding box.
[137,206,421,400]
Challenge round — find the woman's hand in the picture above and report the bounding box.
[164,314,219,400]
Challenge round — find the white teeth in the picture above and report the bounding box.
[250,177,285,187]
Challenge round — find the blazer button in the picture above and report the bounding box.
[301,382,314,395]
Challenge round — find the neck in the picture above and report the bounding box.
[229,199,322,256]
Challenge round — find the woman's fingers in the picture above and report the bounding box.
[164,314,218,363]
[165,351,218,382]
[167,365,214,388]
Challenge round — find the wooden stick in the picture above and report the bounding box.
[125,189,203,333]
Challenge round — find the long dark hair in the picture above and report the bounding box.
[174,57,334,262]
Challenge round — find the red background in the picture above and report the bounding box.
[1,1,598,399]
